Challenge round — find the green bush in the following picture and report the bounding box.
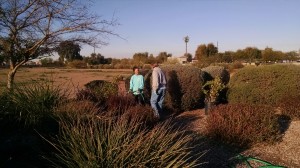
[201,65,230,84]
[227,64,300,105]
[206,103,280,147]
[126,65,206,113]
[139,65,204,113]
[67,60,87,69]
[49,112,203,167]
[160,65,205,113]
[77,80,118,105]
[6,82,66,127]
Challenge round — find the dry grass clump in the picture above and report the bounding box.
[206,103,280,148]
[48,110,203,167]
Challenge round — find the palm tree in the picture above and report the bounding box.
[184,36,189,56]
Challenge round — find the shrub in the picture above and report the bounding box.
[278,95,300,120]
[49,112,203,167]
[55,100,100,116]
[202,76,226,103]
[232,61,244,69]
[143,64,152,70]
[77,80,118,105]
[227,64,300,106]
[76,88,102,104]
[161,65,205,113]
[6,82,66,128]
[201,65,230,84]
[67,60,87,69]
[105,95,136,116]
[126,65,205,113]
[206,103,280,147]
[0,91,16,129]
[124,104,156,124]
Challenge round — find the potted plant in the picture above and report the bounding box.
[202,76,226,115]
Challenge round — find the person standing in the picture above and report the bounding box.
[150,62,167,119]
[129,66,145,105]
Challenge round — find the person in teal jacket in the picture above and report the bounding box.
[129,66,145,105]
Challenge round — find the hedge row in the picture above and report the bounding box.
[227,64,300,106]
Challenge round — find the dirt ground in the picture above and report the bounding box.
[0,67,132,96]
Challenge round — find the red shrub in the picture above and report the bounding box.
[278,95,300,120]
[206,103,280,147]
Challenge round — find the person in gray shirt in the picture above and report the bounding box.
[150,62,167,119]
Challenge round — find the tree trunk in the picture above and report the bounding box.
[7,58,26,90]
[7,69,16,89]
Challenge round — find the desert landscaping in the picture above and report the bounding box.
[1,66,300,167]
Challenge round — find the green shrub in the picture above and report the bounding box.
[201,65,230,84]
[126,65,205,113]
[67,60,87,69]
[227,64,300,105]
[77,80,118,105]
[278,95,300,120]
[7,82,66,127]
[202,76,226,103]
[206,103,280,147]
[49,112,203,167]
[161,65,205,112]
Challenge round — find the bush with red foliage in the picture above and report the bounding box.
[206,103,280,147]
[278,95,300,120]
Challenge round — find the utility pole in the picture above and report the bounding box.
[93,44,96,54]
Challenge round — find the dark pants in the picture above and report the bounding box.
[134,94,145,105]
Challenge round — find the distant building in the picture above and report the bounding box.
[24,61,36,65]
[177,55,188,64]
[167,55,188,64]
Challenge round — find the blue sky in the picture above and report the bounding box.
[81,0,300,58]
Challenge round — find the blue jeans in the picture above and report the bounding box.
[150,88,166,118]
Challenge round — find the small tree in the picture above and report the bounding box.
[202,76,226,103]
[202,76,226,114]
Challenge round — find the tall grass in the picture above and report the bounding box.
[48,111,203,168]
[6,81,68,128]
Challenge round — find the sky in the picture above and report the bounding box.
[80,0,300,58]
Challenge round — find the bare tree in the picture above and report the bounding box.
[0,0,118,89]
